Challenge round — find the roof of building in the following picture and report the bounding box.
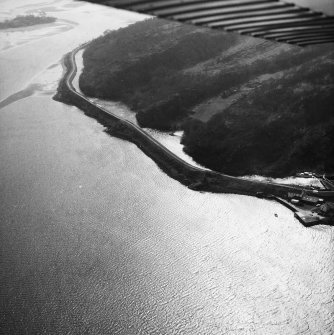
[302,195,323,201]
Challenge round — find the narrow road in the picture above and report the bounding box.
[67,44,207,173]
[62,44,334,199]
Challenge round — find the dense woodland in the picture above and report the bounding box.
[80,18,334,177]
[182,59,334,176]
[0,15,56,29]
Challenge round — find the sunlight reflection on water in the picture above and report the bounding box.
[0,1,333,334]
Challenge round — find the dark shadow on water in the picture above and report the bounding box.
[47,63,58,69]
[0,84,42,110]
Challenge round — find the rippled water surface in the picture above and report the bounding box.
[1,1,334,334]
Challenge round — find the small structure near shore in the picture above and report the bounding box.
[294,212,326,226]
[288,191,324,206]
[301,195,324,205]
[296,172,314,178]
[275,192,334,226]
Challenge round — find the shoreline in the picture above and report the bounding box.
[53,45,334,224]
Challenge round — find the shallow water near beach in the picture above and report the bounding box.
[1,1,333,334]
